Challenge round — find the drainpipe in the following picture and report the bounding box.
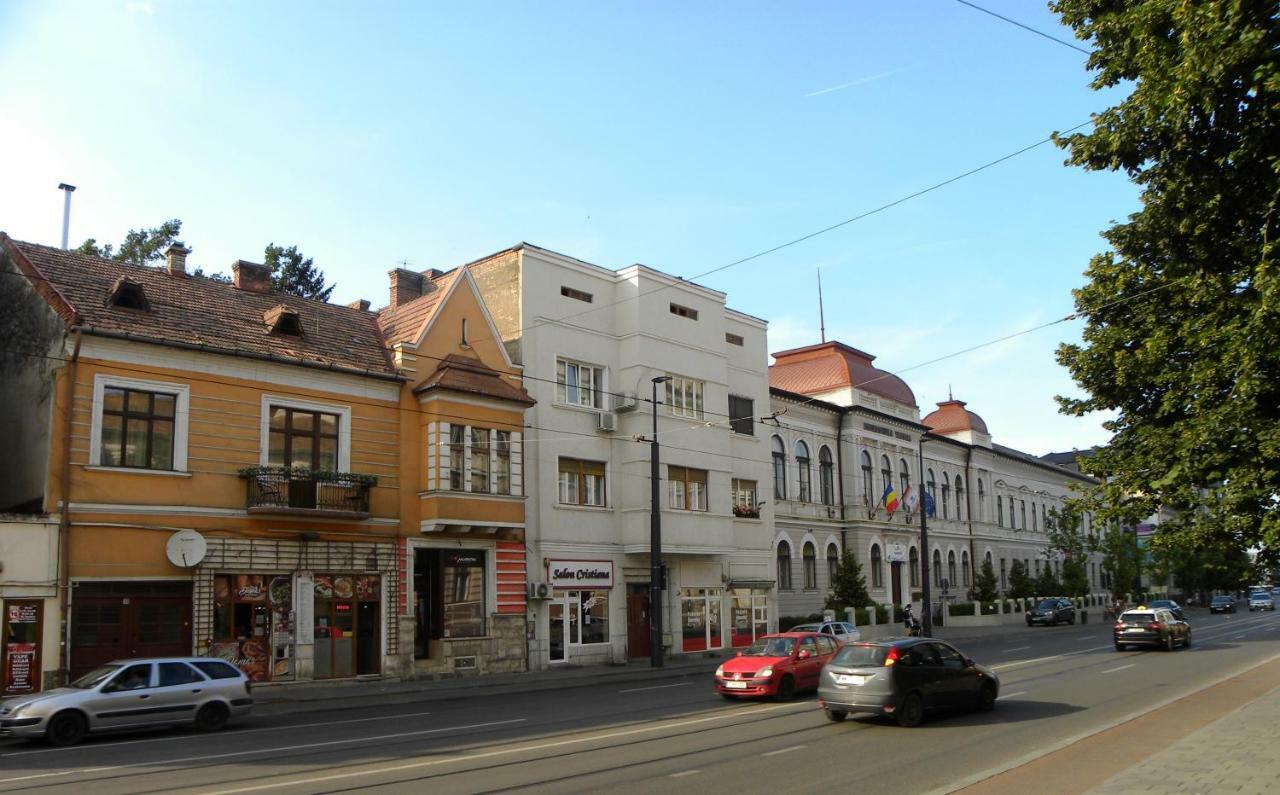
[964,445,977,600]
[57,327,83,683]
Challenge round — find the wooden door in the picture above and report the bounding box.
[890,562,903,607]
[627,586,650,659]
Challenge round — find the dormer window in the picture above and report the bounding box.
[106,277,150,311]
[264,304,303,336]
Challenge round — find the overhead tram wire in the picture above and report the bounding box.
[952,0,1093,56]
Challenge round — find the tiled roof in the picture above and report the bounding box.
[414,354,535,406]
[376,269,461,346]
[923,399,989,435]
[769,341,916,407]
[3,236,398,378]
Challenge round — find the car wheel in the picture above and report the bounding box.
[824,708,848,722]
[46,711,87,747]
[976,682,997,712]
[775,675,796,701]
[1184,631,1192,648]
[1165,634,1175,652]
[195,702,230,732]
[896,692,925,728]
[1069,615,1076,625]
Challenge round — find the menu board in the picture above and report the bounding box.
[3,601,42,696]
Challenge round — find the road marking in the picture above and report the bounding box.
[1003,646,1031,652]
[618,682,693,694]
[762,745,806,757]
[0,710,437,758]
[196,703,803,795]
[670,770,700,778]
[997,691,1027,700]
[1233,634,1246,640]
[0,718,527,785]
[1102,664,1136,674]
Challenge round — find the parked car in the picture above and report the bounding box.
[1114,608,1191,651]
[1210,595,1237,614]
[817,638,999,728]
[787,621,862,645]
[1026,597,1076,626]
[0,658,253,746]
[715,632,839,700]
[1248,592,1275,612]
[1146,599,1185,620]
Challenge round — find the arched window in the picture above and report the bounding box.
[955,475,965,521]
[795,441,811,502]
[870,544,883,588]
[1032,501,1038,531]
[909,546,920,587]
[985,551,993,569]
[860,450,873,505]
[776,540,792,590]
[898,458,911,492]
[997,495,1004,527]
[771,436,786,500]
[826,544,840,585]
[940,471,951,519]
[819,446,834,505]
[962,551,971,586]
[803,542,817,589]
[948,550,957,589]
[977,479,985,521]
[927,469,937,513]
[880,455,893,503]
[933,549,943,588]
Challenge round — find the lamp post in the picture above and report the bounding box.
[917,436,934,637]
[649,375,672,668]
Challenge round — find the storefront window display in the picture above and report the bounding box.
[729,588,770,648]
[313,574,382,679]
[211,574,293,682]
[680,588,723,652]
[414,549,487,659]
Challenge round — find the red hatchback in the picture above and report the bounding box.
[715,632,840,700]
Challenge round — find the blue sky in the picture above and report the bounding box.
[0,1,1137,455]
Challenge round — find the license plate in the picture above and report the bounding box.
[725,681,747,689]
[835,674,865,685]
[1125,628,1145,633]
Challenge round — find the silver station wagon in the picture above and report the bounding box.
[0,657,253,745]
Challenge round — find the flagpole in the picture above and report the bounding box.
[918,435,934,637]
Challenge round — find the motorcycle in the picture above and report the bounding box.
[903,605,922,637]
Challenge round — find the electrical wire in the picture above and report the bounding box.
[952,0,1092,56]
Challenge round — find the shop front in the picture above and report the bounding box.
[312,573,381,679]
[728,585,771,648]
[210,573,295,682]
[679,587,724,653]
[545,560,613,664]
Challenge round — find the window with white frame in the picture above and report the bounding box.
[732,478,758,516]
[771,435,787,499]
[558,458,606,507]
[449,425,466,491]
[495,431,511,495]
[90,375,191,472]
[668,465,708,511]
[470,428,490,493]
[795,441,811,502]
[556,358,605,409]
[665,376,704,419]
[819,447,834,505]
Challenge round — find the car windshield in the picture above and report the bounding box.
[831,644,888,667]
[788,624,819,633]
[70,664,122,689]
[1120,612,1156,624]
[1251,595,1270,601]
[1213,596,1232,603]
[1149,600,1174,607]
[1036,600,1058,610]
[742,637,796,657]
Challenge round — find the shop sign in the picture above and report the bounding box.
[886,543,908,563]
[548,560,613,589]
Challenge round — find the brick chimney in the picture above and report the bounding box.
[165,244,191,277]
[347,298,371,311]
[389,268,424,307]
[233,260,272,293]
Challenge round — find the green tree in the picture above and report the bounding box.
[75,219,183,266]
[1007,559,1034,600]
[264,243,334,302]
[1099,527,1143,598]
[1034,561,1063,598]
[972,559,999,603]
[824,549,872,611]
[1050,1,1280,565]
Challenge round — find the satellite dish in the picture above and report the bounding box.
[165,530,207,568]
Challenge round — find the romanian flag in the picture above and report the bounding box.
[882,482,900,515]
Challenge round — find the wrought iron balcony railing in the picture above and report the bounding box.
[239,466,377,517]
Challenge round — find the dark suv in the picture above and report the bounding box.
[1026,597,1076,626]
[1209,595,1236,613]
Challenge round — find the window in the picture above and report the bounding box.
[680,587,722,651]
[933,549,943,588]
[909,547,919,587]
[871,544,883,588]
[827,544,840,585]
[109,663,154,691]
[955,476,965,521]
[556,358,605,409]
[795,441,812,502]
[978,479,985,521]
[665,376,704,418]
[899,458,910,492]
[962,551,971,586]
[449,425,466,491]
[560,285,592,303]
[728,395,754,435]
[941,474,950,519]
[1021,500,1027,529]
[725,332,744,346]
[997,496,1004,527]
[568,590,609,644]
[771,436,787,499]
[269,405,340,471]
[819,447,835,506]
[777,542,793,590]
[470,428,490,493]
[1042,504,1048,530]
[100,386,177,470]
[732,478,758,517]
[1032,501,1038,531]
[158,662,204,687]
[948,550,957,589]
[460,317,469,347]
[1000,558,1007,591]
[926,469,936,511]
[495,431,511,495]
[669,302,698,320]
[558,458,606,507]
[443,550,486,638]
[861,451,873,505]
[802,542,817,589]
[880,455,893,504]
[730,587,770,647]
[668,465,708,511]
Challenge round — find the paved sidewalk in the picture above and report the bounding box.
[1087,684,1280,795]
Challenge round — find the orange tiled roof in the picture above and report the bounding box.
[923,399,989,435]
[769,341,916,407]
[414,353,534,406]
[3,236,398,377]
[376,269,462,346]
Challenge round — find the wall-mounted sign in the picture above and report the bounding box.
[547,560,614,589]
[3,601,43,696]
[886,543,908,563]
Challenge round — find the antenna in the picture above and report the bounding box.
[58,183,76,250]
[818,268,826,343]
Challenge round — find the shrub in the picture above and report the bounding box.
[950,602,975,616]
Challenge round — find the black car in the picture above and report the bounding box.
[1210,595,1237,614]
[1146,599,1185,620]
[1114,608,1191,651]
[817,638,999,728]
[1026,597,1076,626]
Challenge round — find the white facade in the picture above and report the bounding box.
[470,245,775,668]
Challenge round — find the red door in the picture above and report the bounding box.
[627,585,650,659]
[70,582,192,678]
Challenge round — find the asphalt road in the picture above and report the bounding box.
[2,608,1277,795]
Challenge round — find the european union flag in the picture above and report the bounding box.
[923,491,936,518]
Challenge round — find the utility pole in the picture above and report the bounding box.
[918,435,934,637]
[650,375,672,667]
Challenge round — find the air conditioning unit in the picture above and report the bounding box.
[527,582,552,600]
[596,412,617,432]
[612,391,638,413]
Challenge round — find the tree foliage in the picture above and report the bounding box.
[76,219,184,266]
[1150,541,1253,598]
[1033,561,1063,598]
[972,559,999,602]
[1007,559,1034,600]
[264,243,334,302]
[1099,527,1143,598]
[825,549,872,610]
[1050,1,1280,564]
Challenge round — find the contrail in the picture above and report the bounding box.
[805,69,903,97]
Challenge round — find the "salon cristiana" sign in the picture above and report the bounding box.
[547,560,614,589]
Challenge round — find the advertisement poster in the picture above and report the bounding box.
[3,601,42,696]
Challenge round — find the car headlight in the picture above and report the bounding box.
[757,666,773,678]
[715,665,724,677]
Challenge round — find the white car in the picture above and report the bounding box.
[787,621,861,645]
[1248,593,1275,612]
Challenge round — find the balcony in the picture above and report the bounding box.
[239,466,377,519]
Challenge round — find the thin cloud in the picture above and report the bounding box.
[805,69,905,98]
[126,2,155,14]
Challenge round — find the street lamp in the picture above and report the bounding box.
[917,435,934,637]
[649,375,672,668]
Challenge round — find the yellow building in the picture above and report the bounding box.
[0,234,532,690]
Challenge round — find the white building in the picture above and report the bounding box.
[469,244,775,668]
[767,341,1102,619]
